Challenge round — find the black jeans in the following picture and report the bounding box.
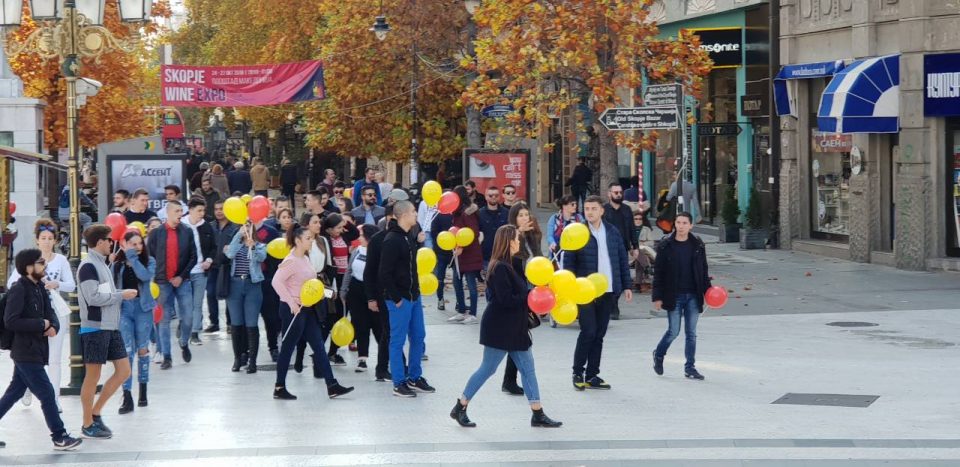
[261,275,281,352]
[206,267,220,327]
[573,292,615,380]
[0,362,67,441]
[276,303,336,387]
[346,280,381,358]
[324,274,345,356]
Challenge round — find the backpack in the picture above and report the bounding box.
[0,293,12,350]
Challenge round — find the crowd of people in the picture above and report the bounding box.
[0,156,713,450]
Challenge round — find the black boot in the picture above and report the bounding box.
[273,386,297,400]
[501,380,524,396]
[246,328,259,374]
[449,399,476,427]
[531,408,562,428]
[294,341,306,373]
[118,390,134,415]
[137,383,148,407]
[230,326,245,372]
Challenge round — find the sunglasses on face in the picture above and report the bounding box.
[334,190,343,194]
[504,191,515,195]
[38,225,56,234]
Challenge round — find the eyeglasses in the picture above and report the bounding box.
[504,191,515,195]
[334,190,343,194]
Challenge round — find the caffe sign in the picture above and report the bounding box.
[812,131,853,153]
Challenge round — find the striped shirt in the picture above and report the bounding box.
[234,246,251,277]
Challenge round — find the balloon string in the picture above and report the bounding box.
[279,308,302,345]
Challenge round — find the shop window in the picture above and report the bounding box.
[948,120,960,257]
[809,78,850,241]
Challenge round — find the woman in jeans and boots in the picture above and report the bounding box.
[448,186,483,324]
[451,225,562,428]
[271,226,354,400]
[499,202,542,396]
[224,223,267,373]
[112,231,156,414]
[341,224,381,374]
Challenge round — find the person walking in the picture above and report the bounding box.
[0,249,83,450]
[430,211,454,312]
[254,220,282,362]
[122,189,157,225]
[363,211,406,382]
[450,225,562,429]
[499,202,542,395]
[342,225,381,374]
[546,195,584,256]
[250,158,270,197]
[279,158,298,213]
[351,168,382,206]
[477,186,509,274]
[224,223,267,373]
[205,164,230,199]
[112,231,156,414]
[566,157,592,212]
[147,202,197,370]
[417,198,437,249]
[271,226,354,400]
[193,178,222,222]
[183,198,216,345]
[652,212,711,380]
[77,225,137,439]
[351,186,386,226]
[227,161,253,195]
[563,196,633,391]
[204,200,234,333]
[379,200,434,397]
[603,183,638,320]
[448,186,483,324]
[320,213,359,365]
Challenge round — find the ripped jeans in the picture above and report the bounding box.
[119,300,152,391]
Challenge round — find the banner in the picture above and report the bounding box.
[161,60,325,107]
[462,150,531,202]
[109,156,186,212]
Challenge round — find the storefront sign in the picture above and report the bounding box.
[599,107,679,130]
[690,28,743,68]
[643,84,681,107]
[161,60,325,107]
[481,104,514,118]
[698,123,742,136]
[462,149,531,202]
[812,131,853,153]
[924,53,960,116]
[741,94,767,117]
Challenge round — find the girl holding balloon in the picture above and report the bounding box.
[448,186,483,325]
[320,213,360,365]
[224,223,268,373]
[271,226,354,400]
[111,230,156,414]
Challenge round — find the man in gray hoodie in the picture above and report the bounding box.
[77,224,137,439]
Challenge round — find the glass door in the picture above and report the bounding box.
[947,119,960,257]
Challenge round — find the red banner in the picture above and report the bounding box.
[463,150,531,202]
[161,60,325,108]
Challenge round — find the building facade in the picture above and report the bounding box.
[777,0,960,270]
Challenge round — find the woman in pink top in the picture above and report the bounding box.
[271,226,354,401]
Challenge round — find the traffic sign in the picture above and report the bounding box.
[599,106,679,131]
[643,84,681,107]
[697,123,743,136]
[481,104,513,118]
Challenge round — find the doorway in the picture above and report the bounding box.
[698,134,738,224]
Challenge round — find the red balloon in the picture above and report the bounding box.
[247,195,270,223]
[437,192,460,215]
[105,212,126,241]
[704,286,728,309]
[8,201,15,215]
[527,286,557,315]
[153,304,163,324]
[448,226,460,236]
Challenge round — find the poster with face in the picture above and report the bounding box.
[462,150,531,203]
[109,156,187,212]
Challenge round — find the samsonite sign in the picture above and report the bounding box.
[924,53,960,117]
[690,28,743,68]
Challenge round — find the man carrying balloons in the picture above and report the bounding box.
[651,212,714,381]
[562,196,633,391]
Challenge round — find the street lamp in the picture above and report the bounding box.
[2,0,151,395]
[370,0,389,41]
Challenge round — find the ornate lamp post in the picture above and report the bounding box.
[2,0,152,395]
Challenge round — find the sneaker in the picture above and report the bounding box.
[203,325,220,333]
[355,360,368,373]
[153,351,164,364]
[81,424,111,439]
[327,383,355,399]
[189,333,202,346]
[375,370,391,382]
[572,374,587,391]
[461,315,479,325]
[160,358,172,370]
[437,302,445,311]
[653,351,664,376]
[586,376,612,390]
[329,354,347,366]
[393,384,417,398]
[447,313,467,323]
[685,368,705,380]
[273,386,297,400]
[421,354,429,361]
[181,345,192,363]
[53,435,82,451]
[407,377,436,393]
[21,391,32,406]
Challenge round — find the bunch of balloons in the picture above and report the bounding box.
[436,226,475,251]
[223,195,271,226]
[417,248,439,295]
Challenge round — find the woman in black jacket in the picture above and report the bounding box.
[450,225,562,428]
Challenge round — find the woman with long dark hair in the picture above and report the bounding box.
[320,213,359,365]
[448,185,482,325]
[341,224,381,374]
[112,231,156,414]
[271,226,354,400]
[450,225,562,428]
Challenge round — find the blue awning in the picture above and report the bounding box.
[817,54,900,134]
[774,60,845,116]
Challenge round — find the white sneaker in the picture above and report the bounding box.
[447,313,467,323]
[21,391,32,406]
[462,315,479,325]
[153,351,164,363]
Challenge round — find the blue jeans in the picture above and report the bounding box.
[159,280,194,356]
[0,362,67,441]
[434,254,452,302]
[423,233,433,249]
[206,267,220,327]
[190,272,208,333]
[463,346,541,404]
[120,300,152,391]
[227,276,262,328]
[386,297,426,386]
[453,269,479,316]
[654,293,700,371]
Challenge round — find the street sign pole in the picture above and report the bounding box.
[677,84,686,213]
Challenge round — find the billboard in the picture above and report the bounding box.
[462,149,531,202]
[108,156,187,212]
[161,60,325,107]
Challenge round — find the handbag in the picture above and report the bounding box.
[216,261,231,299]
[527,310,541,329]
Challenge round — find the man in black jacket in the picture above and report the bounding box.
[0,249,82,450]
[378,201,434,398]
[602,183,638,320]
[652,212,711,380]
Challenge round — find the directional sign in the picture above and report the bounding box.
[481,104,514,118]
[599,106,679,131]
[698,123,743,136]
[643,84,681,107]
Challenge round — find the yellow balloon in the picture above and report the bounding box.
[422,180,442,207]
[331,317,355,347]
[573,277,596,305]
[300,278,326,307]
[266,238,290,259]
[150,281,160,299]
[129,221,146,237]
[223,197,248,224]
[551,301,578,325]
[587,272,609,298]
[455,227,475,247]
[525,256,554,286]
[437,231,456,251]
[344,188,353,199]
[419,273,439,295]
[550,269,577,301]
[241,194,253,204]
[417,248,437,275]
[560,223,590,251]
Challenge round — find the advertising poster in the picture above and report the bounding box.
[161,60,325,107]
[109,156,187,212]
[463,150,531,202]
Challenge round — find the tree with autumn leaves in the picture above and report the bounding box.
[460,0,713,190]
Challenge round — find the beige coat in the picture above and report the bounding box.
[250,164,270,191]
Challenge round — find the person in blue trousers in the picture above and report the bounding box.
[112,231,156,414]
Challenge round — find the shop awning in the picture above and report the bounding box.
[817,54,900,134]
[774,60,846,116]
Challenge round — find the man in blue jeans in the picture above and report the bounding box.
[379,200,435,398]
[652,212,711,380]
[147,201,198,370]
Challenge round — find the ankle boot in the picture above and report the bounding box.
[294,341,306,373]
[230,326,245,372]
[273,386,297,400]
[245,328,259,374]
[118,390,134,415]
[501,380,524,396]
[137,383,148,407]
[531,408,562,428]
[449,399,476,427]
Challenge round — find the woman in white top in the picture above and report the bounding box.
[341,224,381,373]
[7,219,76,410]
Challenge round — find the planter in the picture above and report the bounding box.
[740,228,767,250]
[718,223,741,243]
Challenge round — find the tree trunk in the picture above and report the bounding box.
[466,105,482,148]
[597,124,618,202]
